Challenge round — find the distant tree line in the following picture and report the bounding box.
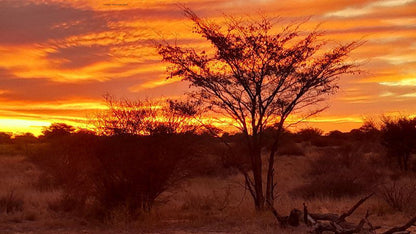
[1,114,416,218]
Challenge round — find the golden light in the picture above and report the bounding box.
[0,0,415,135]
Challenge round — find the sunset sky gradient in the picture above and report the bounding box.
[0,0,415,135]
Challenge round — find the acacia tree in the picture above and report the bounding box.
[158,9,360,210]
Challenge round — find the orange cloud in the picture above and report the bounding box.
[0,0,415,135]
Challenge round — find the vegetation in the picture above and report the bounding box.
[381,116,416,171]
[158,8,360,210]
[0,116,416,232]
[27,97,204,220]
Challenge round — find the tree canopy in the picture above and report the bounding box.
[158,9,360,210]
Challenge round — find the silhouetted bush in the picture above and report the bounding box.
[0,191,24,214]
[381,117,416,171]
[293,128,334,147]
[0,132,12,144]
[277,141,305,156]
[291,145,381,198]
[296,128,323,140]
[40,123,75,141]
[378,177,416,213]
[31,132,197,219]
[292,174,367,198]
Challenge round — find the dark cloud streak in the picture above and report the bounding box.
[0,1,108,45]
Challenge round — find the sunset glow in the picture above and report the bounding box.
[1,0,416,135]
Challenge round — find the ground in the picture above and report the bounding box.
[0,143,415,233]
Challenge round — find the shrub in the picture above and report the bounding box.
[378,178,416,212]
[31,132,197,219]
[380,116,416,171]
[296,128,323,141]
[277,141,304,156]
[292,174,367,198]
[291,145,381,198]
[0,132,12,144]
[181,187,232,213]
[0,191,24,214]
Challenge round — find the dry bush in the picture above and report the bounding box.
[30,132,197,220]
[0,191,24,214]
[291,144,382,198]
[181,186,232,213]
[184,136,239,178]
[277,141,305,156]
[378,177,416,213]
[381,116,416,171]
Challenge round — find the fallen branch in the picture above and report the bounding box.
[337,193,374,223]
[382,215,416,234]
[269,194,414,234]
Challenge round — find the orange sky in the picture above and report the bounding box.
[0,0,415,135]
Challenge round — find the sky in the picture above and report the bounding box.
[0,0,415,135]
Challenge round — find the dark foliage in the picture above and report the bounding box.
[30,132,197,219]
[0,191,24,214]
[158,9,360,209]
[296,128,323,141]
[378,178,416,212]
[292,145,381,198]
[381,117,416,171]
[40,123,75,141]
[0,132,12,144]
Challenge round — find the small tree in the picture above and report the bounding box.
[92,96,199,215]
[158,9,360,210]
[381,117,416,171]
[32,96,200,218]
[0,132,12,144]
[95,94,197,136]
[41,123,75,140]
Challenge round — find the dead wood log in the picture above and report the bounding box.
[269,194,413,234]
[304,203,317,226]
[382,215,416,234]
[309,213,339,222]
[337,193,374,223]
[308,194,376,234]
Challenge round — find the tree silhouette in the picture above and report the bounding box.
[95,94,197,136]
[0,132,12,144]
[381,117,416,171]
[41,123,75,140]
[158,9,360,210]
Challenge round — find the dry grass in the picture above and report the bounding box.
[0,142,415,233]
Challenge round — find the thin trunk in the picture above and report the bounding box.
[266,124,283,206]
[252,146,264,210]
[266,139,277,206]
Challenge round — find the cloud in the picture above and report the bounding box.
[325,0,415,18]
[379,78,416,86]
[1,0,416,134]
[47,45,110,69]
[0,1,109,45]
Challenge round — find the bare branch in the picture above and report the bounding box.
[382,215,416,234]
[337,193,374,222]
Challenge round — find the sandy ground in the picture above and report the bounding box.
[0,150,415,233]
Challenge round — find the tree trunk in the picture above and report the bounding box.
[266,125,283,207]
[266,140,277,206]
[252,147,264,210]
